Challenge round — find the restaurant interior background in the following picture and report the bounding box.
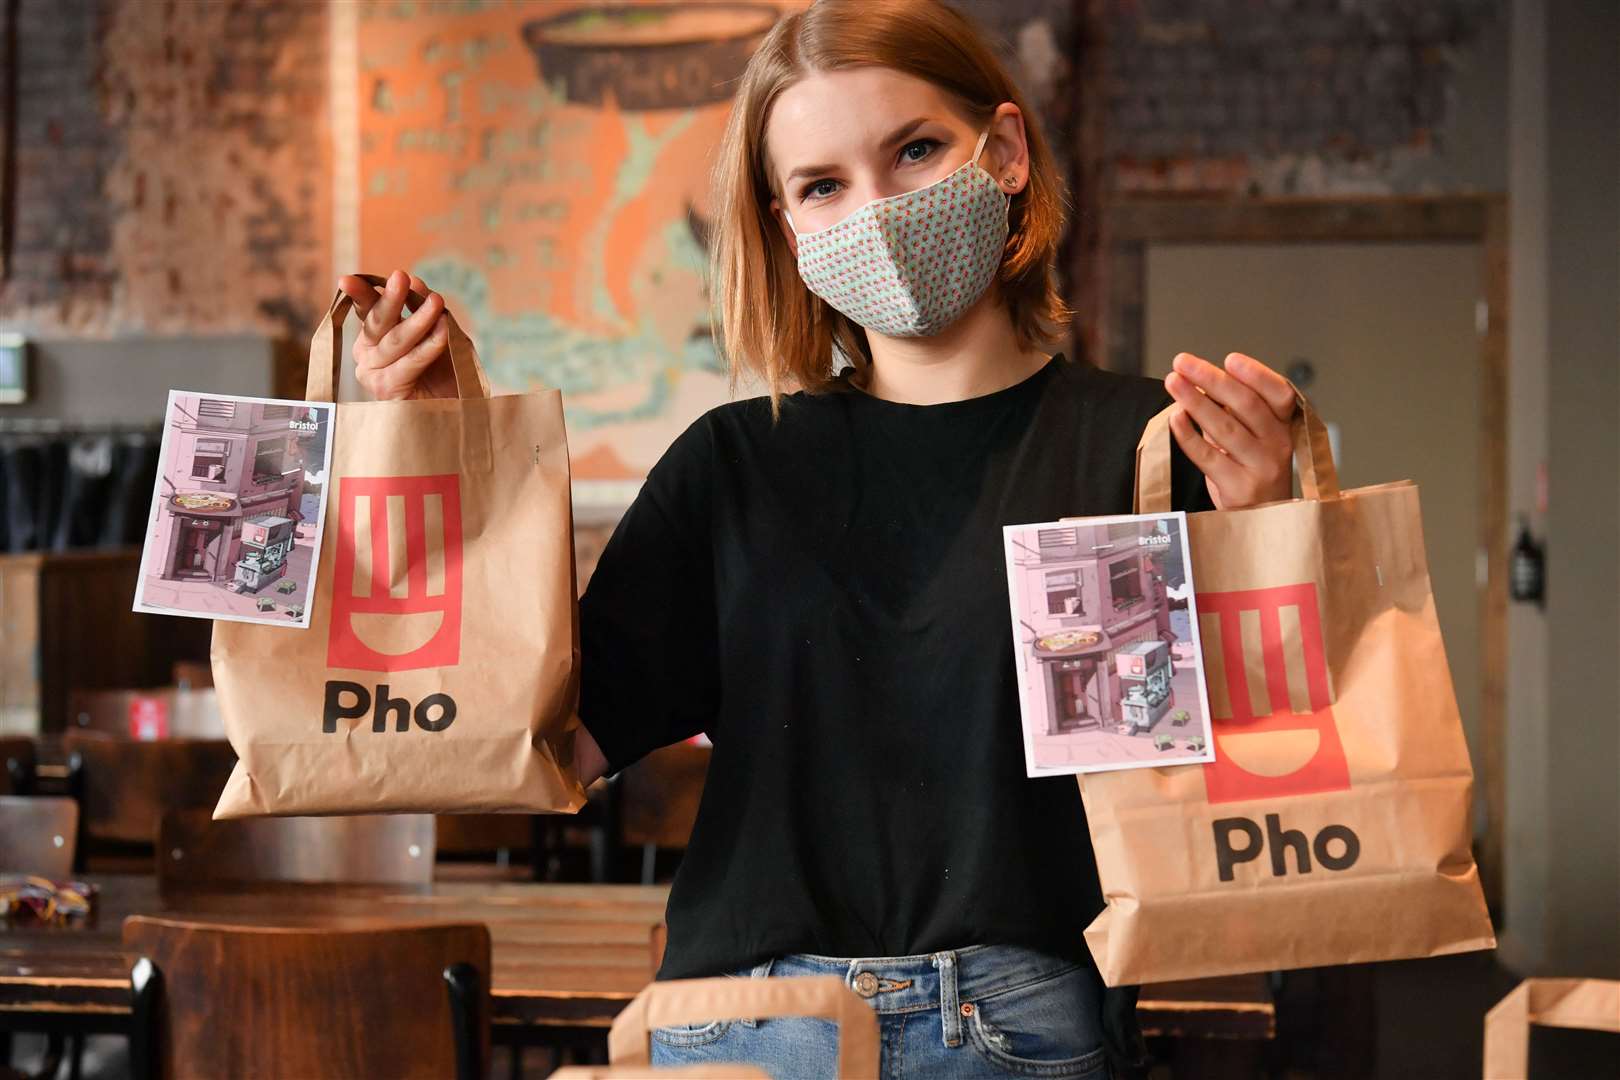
[1,0,1616,1077]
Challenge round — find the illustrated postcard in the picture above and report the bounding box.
[133,391,334,628]
[1003,511,1216,777]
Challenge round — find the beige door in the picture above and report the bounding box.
[1144,242,1484,831]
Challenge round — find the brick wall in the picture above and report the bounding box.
[1103,0,1504,196]
[1,0,1505,336]
[5,0,120,318]
[0,0,1513,589]
[2,0,330,338]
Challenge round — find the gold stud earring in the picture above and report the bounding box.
[1003,176,1016,187]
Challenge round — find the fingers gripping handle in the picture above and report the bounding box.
[306,273,494,474]
[1133,383,1340,514]
[305,272,491,403]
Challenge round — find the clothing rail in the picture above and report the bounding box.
[0,424,163,553]
[0,418,163,436]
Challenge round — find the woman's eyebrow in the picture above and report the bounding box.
[782,117,934,185]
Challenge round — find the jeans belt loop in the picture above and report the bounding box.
[936,951,962,1048]
[739,957,774,1028]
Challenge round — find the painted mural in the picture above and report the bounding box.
[352,1,1072,504]
[355,1,793,501]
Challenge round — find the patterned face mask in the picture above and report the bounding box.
[783,128,1011,338]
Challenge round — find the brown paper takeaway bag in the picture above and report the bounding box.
[1076,391,1495,985]
[1482,978,1619,1078]
[212,278,587,817]
[587,975,878,1079]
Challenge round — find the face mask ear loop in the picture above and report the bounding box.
[782,207,800,238]
[974,127,1011,214]
[970,127,993,167]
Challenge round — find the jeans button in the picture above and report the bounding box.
[853,972,879,997]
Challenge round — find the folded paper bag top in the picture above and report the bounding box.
[211,275,587,818]
[1482,978,1620,1079]
[597,974,879,1078]
[549,1069,768,1078]
[1076,386,1495,985]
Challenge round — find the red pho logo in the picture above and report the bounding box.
[327,474,464,672]
[1199,583,1350,803]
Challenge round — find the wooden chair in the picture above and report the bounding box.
[0,737,35,795]
[124,916,490,1080]
[434,813,531,880]
[1140,975,1278,1077]
[650,921,668,974]
[68,688,158,736]
[170,661,214,690]
[530,779,618,884]
[0,796,79,879]
[62,732,237,867]
[0,795,83,1079]
[67,687,224,739]
[531,744,709,884]
[617,743,709,884]
[158,809,435,890]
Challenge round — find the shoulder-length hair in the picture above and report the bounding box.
[709,0,1072,414]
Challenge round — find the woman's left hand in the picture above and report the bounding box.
[1164,352,1297,510]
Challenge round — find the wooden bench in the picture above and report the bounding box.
[1140,975,1276,1076]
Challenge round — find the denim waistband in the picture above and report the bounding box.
[732,942,1088,1021]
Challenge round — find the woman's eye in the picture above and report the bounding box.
[899,139,939,164]
[796,139,940,201]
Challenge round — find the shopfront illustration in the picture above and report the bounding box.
[233,515,296,592]
[1009,520,1176,737]
[152,396,310,587]
[168,495,238,579]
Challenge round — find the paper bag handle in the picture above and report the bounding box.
[608,975,879,1078]
[307,273,491,403]
[1482,978,1620,1078]
[307,272,494,472]
[1134,383,1340,514]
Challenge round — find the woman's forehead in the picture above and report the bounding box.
[765,68,965,180]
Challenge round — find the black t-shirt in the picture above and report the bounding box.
[579,353,1216,980]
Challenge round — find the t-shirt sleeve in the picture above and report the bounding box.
[577,415,720,775]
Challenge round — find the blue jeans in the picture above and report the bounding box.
[649,943,1110,1079]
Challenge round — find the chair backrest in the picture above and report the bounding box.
[0,736,36,795]
[158,809,435,889]
[69,688,163,736]
[170,661,214,690]
[67,688,224,739]
[650,922,667,974]
[434,812,529,859]
[64,732,237,846]
[0,795,79,877]
[124,916,490,1080]
[618,743,709,850]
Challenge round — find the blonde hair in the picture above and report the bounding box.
[709,0,1073,414]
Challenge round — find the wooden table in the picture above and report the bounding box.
[1,874,1273,1045]
[1139,977,1276,1039]
[0,874,668,1037]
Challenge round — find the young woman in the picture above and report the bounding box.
[339,3,1297,1076]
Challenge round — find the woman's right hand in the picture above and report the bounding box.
[577,725,609,787]
[336,269,457,400]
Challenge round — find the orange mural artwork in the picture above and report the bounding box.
[355,2,790,501]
